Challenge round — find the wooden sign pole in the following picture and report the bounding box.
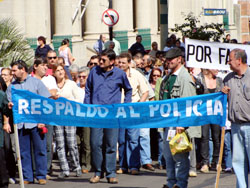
[215,127,225,188]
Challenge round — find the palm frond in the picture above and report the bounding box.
[0,18,33,67]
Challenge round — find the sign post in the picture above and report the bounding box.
[102,8,119,41]
[108,0,113,41]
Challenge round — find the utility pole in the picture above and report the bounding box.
[109,0,113,41]
[160,0,168,50]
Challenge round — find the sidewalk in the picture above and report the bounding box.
[9,160,238,188]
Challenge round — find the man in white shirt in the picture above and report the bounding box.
[117,52,149,175]
[33,58,58,179]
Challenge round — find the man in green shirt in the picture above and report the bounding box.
[159,48,196,188]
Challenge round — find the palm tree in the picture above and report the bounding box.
[0,18,33,67]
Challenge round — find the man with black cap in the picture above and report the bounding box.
[159,48,196,188]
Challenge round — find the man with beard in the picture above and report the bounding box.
[5,60,51,185]
[159,48,196,188]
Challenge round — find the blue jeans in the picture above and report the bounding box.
[158,132,165,166]
[118,128,140,170]
[231,123,250,188]
[223,130,232,169]
[163,128,189,188]
[90,128,118,178]
[139,128,152,165]
[19,127,47,181]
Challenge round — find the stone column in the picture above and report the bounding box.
[83,0,109,58]
[113,0,133,32]
[113,0,133,52]
[54,0,72,36]
[12,0,26,33]
[53,0,74,52]
[72,0,82,39]
[24,0,51,49]
[227,0,234,25]
[168,0,175,29]
[134,0,154,50]
[84,0,109,38]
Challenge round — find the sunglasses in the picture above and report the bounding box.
[78,75,87,78]
[89,62,98,66]
[153,75,161,77]
[48,56,57,60]
[100,58,107,63]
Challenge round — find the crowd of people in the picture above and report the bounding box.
[0,34,249,188]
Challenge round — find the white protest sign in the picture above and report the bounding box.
[102,9,119,26]
[185,38,250,70]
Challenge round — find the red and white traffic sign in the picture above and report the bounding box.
[102,9,119,26]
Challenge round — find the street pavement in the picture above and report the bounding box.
[9,161,238,188]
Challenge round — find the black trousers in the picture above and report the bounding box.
[0,147,9,188]
[4,132,16,178]
[200,124,221,165]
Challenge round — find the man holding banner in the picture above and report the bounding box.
[159,48,197,188]
[222,48,250,188]
[6,60,51,185]
[84,49,132,184]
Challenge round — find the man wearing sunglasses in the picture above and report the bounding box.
[46,50,72,80]
[46,50,58,75]
[87,55,99,70]
[84,49,132,184]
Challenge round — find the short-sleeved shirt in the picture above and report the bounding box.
[223,67,250,123]
[35,44,52,59]
[122,68,149,103]
[6,75,51,129]
[41,75,58,90]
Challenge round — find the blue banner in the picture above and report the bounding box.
[11,87,227,128]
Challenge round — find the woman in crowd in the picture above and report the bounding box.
[198,69,223,173]
[149,68,166,169]
[0,72,16,184]
[58,39,75,68]
[76,66,92,174]
[53,64,82,178]
[149,68,162,91]
[153,59,163,69]
[35,36,52,58]
[1,68,13,87]
[1,76,12,188]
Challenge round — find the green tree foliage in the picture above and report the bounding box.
[171,13,225,41]
[0,18,33,67]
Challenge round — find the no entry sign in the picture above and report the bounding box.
[102,9,119,26]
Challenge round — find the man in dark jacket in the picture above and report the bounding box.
[129,35,146,56]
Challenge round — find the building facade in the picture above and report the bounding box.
[0,0,249,66]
